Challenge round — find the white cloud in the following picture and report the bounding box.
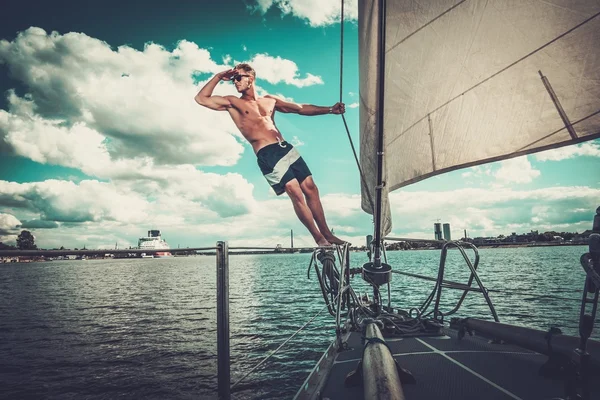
[1,95,117,174]
[291,136,305,146]
[271,93,295,102]
[254,0,274,13]
[0,213,21,236]
[0,27,244,168]
[0,176,371,249]
[0,169,257,227]
[247,53,323,87]
[0,99,245,181]
[461,165,492,178]
[388,186,600,239]
[348,102,359,108]
[321,193,361,218]
[0,180,150,223]
[0,28,351,249]
[535,142,600,161]
[531,205,549,224]
[253,0,358,27]
[495,157,540,184]
[1,180,597,248]
[0,28,324,178]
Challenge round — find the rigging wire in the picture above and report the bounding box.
[327,0,590,337]
[338,0,375,212]
[230,292,340,390]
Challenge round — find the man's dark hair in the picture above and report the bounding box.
[235,63,255,78]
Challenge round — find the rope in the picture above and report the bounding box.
[231,294,338,389]
[338,0,375,212]
[306,251,317,279]
[339,0,344,104]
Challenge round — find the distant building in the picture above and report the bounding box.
[473,237,502,245]
[443,223,451,241]
[434,223,442,240]
[573,230,592,244]
[528,230,539,242]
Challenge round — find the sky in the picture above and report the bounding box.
[0,0,598,250]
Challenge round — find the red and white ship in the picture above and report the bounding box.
[138,230,172,258]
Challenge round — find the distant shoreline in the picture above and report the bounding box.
[382,242,588,252]
[211,242,590,255]
[0,242,590,263]
[461,242,587,250]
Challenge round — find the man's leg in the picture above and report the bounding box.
[284,179,330,246]
[300,176,345,245]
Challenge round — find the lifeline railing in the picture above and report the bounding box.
[217,243,348,399]
[381,237,499,323]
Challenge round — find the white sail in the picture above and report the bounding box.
[359,0,600,236]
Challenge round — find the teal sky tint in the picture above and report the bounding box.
[0,156,90,183]
[401,148,600,193]
[0,0,356,98]
[530,157,600,188]
[0,0,599,249]
[1,0,361,190]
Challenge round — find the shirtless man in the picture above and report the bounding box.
[195,63,345,246]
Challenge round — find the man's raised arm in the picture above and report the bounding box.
[194,69,235,111]
[266,95,345,116]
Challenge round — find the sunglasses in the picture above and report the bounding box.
[232,74,250,82]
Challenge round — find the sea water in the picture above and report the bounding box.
[0,245,596,399]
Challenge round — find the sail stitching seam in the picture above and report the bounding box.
[387,10,600,148]
[386,0,467,54]
[517,109,600,152]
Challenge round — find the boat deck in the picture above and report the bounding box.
[311,329,599,400]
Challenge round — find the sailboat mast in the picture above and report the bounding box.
[373,0,387,268]
[291,229,293,249]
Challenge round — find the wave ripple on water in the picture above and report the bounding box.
[0,246,596,399]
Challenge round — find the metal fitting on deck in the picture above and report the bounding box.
[362,261,392,286]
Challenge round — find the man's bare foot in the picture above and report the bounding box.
[325,235,346,245]
[317,238,332,247]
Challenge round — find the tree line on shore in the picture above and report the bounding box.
[1,230,37,250]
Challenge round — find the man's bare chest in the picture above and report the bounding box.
[235,98,276,119]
